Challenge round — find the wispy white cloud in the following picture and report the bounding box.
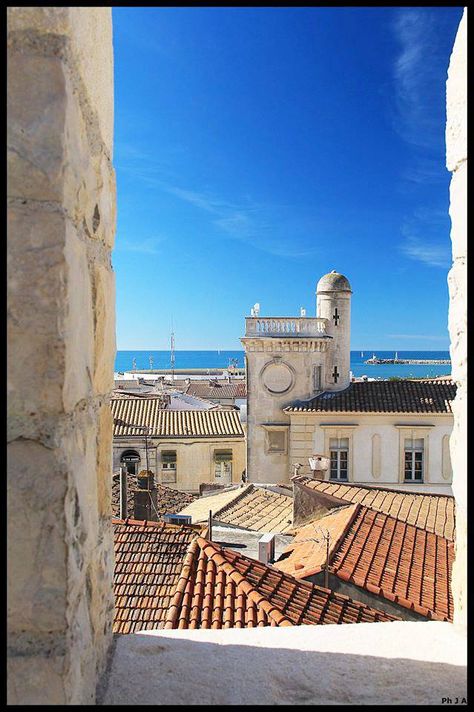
[399,239,450,268]
[392,8,439,150]
[114,141,323,259]
[399,211,451,268]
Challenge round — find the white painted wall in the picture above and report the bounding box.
[289,413,453,492]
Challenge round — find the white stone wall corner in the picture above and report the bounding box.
[445,8,467,627]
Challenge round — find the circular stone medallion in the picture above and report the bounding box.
[261,361,294,394]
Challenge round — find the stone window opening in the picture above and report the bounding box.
[329,437,349,481]
[404,438,424,482]
[120,450,140,476]
[161,450,177,483]
[214,449,233,483]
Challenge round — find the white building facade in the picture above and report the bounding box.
[241,271,454,493]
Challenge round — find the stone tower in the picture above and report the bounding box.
[316,271,352,391]
[241,271,351,483]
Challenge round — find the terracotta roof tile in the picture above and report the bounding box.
[213,485,293,533]
[113,519,202,634]
[330,506,454,621]
[295,477,455,540]
[164,537,399,629]
[285,379,456,413]
[111,399,244,438]
[185,382,247,400]
[274,505,359,579]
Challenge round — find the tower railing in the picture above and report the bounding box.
[245,317,328,337]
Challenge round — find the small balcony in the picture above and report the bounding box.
[245,317,329,337]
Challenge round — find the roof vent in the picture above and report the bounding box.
[163,513,192,526]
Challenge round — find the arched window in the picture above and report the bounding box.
[120,450,140,476]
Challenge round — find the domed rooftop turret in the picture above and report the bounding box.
[316,270,352,293]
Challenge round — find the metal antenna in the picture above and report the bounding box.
[170,321,175,383]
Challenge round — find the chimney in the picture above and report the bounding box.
[134,470,157,520]
[258,533,275,565]
[119,466,128,519]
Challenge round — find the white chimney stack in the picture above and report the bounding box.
[258,532,275,564]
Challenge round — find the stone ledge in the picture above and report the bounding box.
[100,622,467,705]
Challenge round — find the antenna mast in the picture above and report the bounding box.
[170,329,175,382]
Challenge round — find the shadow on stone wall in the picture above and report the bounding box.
[99,632,467,705]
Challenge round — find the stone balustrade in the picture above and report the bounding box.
[245,317,328,337]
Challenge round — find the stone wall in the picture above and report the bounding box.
[7,8,116,704]
[446,8,467,626]
[113,437,246,493]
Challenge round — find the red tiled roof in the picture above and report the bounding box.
[113,519,202,634]
[185,381,247,400]
[111,399,244,438]
[164,537,399,629]
[285,379,456,413]
[331,506,454,621]
[294,477,455,540]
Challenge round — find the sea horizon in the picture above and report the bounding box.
[115,349,451,380]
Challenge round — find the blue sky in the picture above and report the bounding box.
[112,6,463,351]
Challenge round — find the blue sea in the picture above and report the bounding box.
[115,350,451,379]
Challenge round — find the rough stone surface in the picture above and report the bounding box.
[446,8,467,627]
[7,7,115,705]
[100,622,467,706]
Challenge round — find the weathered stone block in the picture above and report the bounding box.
[447,261,467,384]
[7,7,114,156]
[448,161,467,262]
[91,263,116,394]
[7,654,66,705]
[7,440,68,635]
[446,10,467,172]
[7,52,68,203]
[63,228,94,412]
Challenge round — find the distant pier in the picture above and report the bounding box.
[364,357,451,366]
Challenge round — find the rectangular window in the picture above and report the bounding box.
[313,365,322,393]
[214,450,232,482]
[404,438,424,482]
[161,450,177,483]
[267,430,286,453]
[329,437,349,481]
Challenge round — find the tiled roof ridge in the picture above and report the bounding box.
[197,538,294,627]
[284,379,456,414]
[297,475,454,500]
[111,400,244,437]
[164,538,202,629]
[210,484,256,519]
[212,538,402,624]
[166,537,294,628]
[291,476,353,509]
[112,517,203,532]
[325,503,362,568]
